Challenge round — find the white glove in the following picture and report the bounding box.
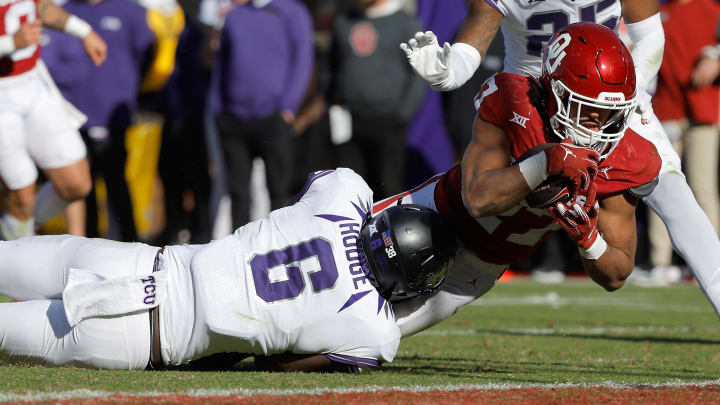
[400,31,481,92]
[636,87,654,125]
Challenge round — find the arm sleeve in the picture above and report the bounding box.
[281,2,314,113]
[394,250,504,337]
[625,13,665,92]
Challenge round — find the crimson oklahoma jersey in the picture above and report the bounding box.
[433,72,661,265]
[0,0,41,76]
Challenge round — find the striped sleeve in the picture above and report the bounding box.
[324,353,380,370]
[483,0,507,16]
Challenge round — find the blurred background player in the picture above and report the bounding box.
[329,0,425,200]
[0,0,106,240]
[42,0,156,241]
[400,0,720,315]
[211,0,313,230]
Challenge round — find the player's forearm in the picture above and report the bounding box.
[581,247,634,291]
[462,165,532,218]
[38,0,69,31]
[455,0,503,59]
[38,0,92,38]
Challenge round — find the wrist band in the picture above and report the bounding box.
[0,35,15,58]
[701,45,720,60]
[518,152,548,190]
[65,15,92,38]
[578,235,608,260]
[430,42,482,91]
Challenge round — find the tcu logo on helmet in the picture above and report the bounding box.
[544,33,571,74]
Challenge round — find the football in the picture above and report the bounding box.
[516,144,572,209]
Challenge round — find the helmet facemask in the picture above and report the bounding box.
[549,79,636,160]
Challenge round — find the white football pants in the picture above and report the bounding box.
[0,235,156,369]
[630,113,720,317]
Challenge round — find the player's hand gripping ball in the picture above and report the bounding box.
[516,144,572,208]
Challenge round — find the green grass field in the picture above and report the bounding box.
[1,278,719,400]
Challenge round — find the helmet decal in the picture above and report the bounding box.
[544,33,571,74]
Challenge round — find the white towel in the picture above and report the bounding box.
[62,268,168,327]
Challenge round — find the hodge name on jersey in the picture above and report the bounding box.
[160,168,401,368]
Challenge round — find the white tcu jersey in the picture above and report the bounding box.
[487,0,622,76]
[185,168,399,367]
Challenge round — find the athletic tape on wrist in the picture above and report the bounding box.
[0,35,15,58]
[431,42,482,91]
[518,152,548,190]
[578,235,608,260]
[64,15,92,38]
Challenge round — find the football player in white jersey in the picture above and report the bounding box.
[399,0,720,318]
[0,168,457,371]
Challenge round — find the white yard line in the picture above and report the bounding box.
[418,325,720,336]
[471,292,711,313]
[2,380,720,402]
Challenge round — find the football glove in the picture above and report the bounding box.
[400,31,480,91]
[544,139,599,193]
[549,182,600,251]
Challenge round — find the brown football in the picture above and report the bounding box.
[516,144,572,209]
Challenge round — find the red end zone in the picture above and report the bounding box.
[30,385,720,405]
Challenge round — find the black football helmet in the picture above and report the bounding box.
[360,204,457,302]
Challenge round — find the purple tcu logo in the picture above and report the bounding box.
[141,275,156,305]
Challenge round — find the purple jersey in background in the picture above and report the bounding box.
[211,0,314,120]
[404,0,468,186]
[43,0,155,129]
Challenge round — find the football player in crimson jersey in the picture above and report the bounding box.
[400,0,720,319]
[0,0,106,240]
[379,23,661,337]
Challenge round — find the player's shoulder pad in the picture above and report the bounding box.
[627,177,659,198]
[621,130,662,185]
[599,130,662,196]
[475,72,538,119]
[297,168,373,206]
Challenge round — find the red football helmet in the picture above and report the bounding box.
[540,22,637,159]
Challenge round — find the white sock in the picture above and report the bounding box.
[34,183,71,226]
[1,213,34,240]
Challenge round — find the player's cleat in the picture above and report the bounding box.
[627,265,682,287]
[531,268,566,284]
